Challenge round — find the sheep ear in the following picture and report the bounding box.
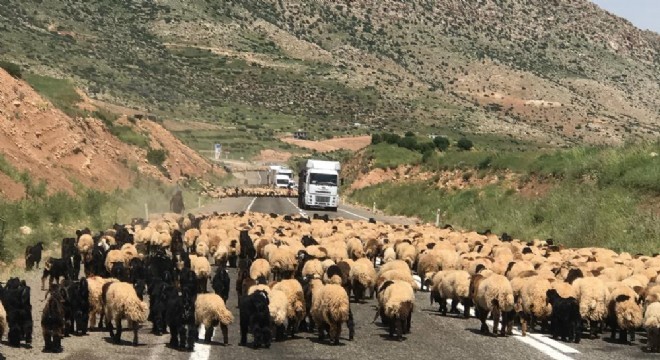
[615,294,630,303]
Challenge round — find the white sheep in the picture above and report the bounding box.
[103,282,148,346]
[195,293,234,344]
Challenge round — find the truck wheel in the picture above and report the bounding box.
[329,207,338,212]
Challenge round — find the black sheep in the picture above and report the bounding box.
[41,258,73,291]
[164,285,197,351]
[25,242,44,270]
[61,238,81,280]
[148,278,170,336]
[3,278,33,348]
[239,290,271,349]
[546,289,581,343]
[41,284,66,353]
[239,230,257,260]
[65,278,89,336]
[211,267,231,302]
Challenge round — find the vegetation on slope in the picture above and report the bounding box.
[349,141,660,253]
[0,0,657,145]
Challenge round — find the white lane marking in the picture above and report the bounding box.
[420,279,580,360]
[190,325,211,360]
[528,333,581,354]
[246,197,257,213]
[338,207,370,220]
[286,198,307,217]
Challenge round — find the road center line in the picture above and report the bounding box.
[190,325,211,360]
[413,275,579,360]
[246,197,257,213]
[286,197,307,217]
[338,207,370,220]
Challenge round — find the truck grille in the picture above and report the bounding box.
[315,196,331,203]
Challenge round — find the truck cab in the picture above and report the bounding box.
[298,160,341,211]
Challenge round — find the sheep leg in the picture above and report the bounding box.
[239,322,248,346]
[573,320,581,344]
[589,320,598,339]
[348,309,355,340]
[221,324,229,345]
[318,322,327,341]
[629,329,635,343]
[43,329,52,352]
[106,316,114,339]
[492,307,501,337]
[186,324,197,351]
[439,297,447,316]
[396,319,403,341]
[405,310,412,334]
[54,334,63,353]
[478,308,489,334]
[204,326,214,343]
[449,299,460,314]
[41,270,49,291]
[114,316,123,344]
[168,326,179,348]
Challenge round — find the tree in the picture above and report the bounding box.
[397,136,417,150]
[456,137,474,151]
[433,136,450,151]
[371,133,382,144]
[404,131,415,137]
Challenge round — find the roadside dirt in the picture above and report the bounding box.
[0,68,223,198]
[280,135,371,152]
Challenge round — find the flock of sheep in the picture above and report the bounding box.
[201,186,298,199]
[2,211,660,355]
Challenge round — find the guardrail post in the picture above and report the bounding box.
[435,208,441,227]
[145,203,149,219]
[372,202,376,214]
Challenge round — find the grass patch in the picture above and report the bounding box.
[350,181,660,254]
[367,143,422,169]
[109,125,150,149]
[24,74,84,118]
[0,176,210,263]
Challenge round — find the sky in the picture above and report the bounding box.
[591,0,660,33]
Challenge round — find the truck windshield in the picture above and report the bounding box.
[310,173,338,186]
[276,179,288,184]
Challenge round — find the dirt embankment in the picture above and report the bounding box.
[0,69,222,199]
[280,135,371,152]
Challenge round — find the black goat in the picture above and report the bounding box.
[25,242,44,270]
[546,289,581,343]
[64,278,89,336]
[239,290,271,349]
[212,267,231,302]
[41,257,73,291]
[41,284,66,353]
[3,278,33,348]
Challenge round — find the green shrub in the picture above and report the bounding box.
[0,60,22,79]
[433,136,450,151]
[147,149,168,165]
[457,137,474,151]
[371,133,382,144]
[110,126,150,148]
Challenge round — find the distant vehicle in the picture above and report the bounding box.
[269,165,295,189]
[298,159,340,212]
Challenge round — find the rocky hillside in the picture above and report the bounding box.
[0,0,657,146]
[0,68,222,200]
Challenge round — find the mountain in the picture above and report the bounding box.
[0,68,222,200]
[0,0,657,147]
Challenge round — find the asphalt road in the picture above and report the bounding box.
[1,197,656,360]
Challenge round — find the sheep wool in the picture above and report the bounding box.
[572,277,609,321]
[121,243,139,262]
[383,247,396,264]
[380,280,415,320]
[609,285,643,331]
[439,270,471,301]
[196,241,210,257]
[104,250,126,272]
[267,289,289,326]
[195,293,234,328]
[475,274,515,313]
[104,282,148,324]
[643,302,660,352]
[302,259,324,279]
[272,279,306,322]
[250,259,272,281]
[77,234,94,255]
[0,301,6,340]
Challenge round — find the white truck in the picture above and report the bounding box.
[269,165,295,189]
[297,159,341,211]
